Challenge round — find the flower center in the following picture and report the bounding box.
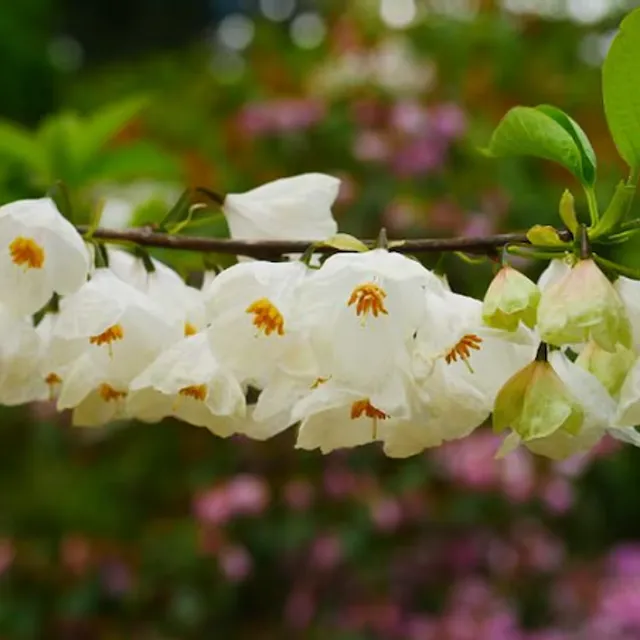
[98,384,127,402]
[350,399,389,421]
[9,237,45,269]
[348,283,389,318]
[89,324,124,349]
[178,384,207,401]
[184,322,198,337]
[445,334,483,372]
[246,298,285,336]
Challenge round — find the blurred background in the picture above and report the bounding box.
[3,0,640,638]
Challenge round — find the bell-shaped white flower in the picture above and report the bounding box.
[57,349,132,427]
[203,260,310,386]
[295,249,446,392]
[0,306,47,405]
[36,309,87,401]
[223,173,339,246]
[293,373,412,454]
[53,268,180,386]
[107,247,206,336]
[381,291,537,458]
[0,198,90,314]
[128,333,246,435]
[537,258,631,352]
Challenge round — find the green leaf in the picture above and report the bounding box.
[592,180,636,238]
[0,120,45,175]
[484,106,590,186]
[603,8,640,170]
[82,141,180,183]
[536,105,597,185]
[526,225,567,247]
[559,189,579,233]
[76,96,149,166]
[320,233,370,252]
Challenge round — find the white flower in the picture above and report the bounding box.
[128,333,246,435]
[56,349,132,427]
[107,247,206,335]
[295,249,446,391]
[381,291,537,458]
[293,373,412,454]
[0,306,47,405]
[0,198,90,314]
[53,269,181,425]
[203,260,310,386]
[223,174,339,249]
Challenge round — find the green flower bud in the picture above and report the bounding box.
[575,340,635,397]
[482,265,540,331]
[493,355,583,441]
[537,258,632,352]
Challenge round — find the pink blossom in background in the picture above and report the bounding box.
[501,448,535,502]
[219,544,253,583]
[391,136,448,177]
[430,103,468,139]
[352,130,390,162]
[390,100,430,135]
[540,477,574,515]
[461,212,497,237]
[236,98,326,136]
[309,533,342,571]
[370,497,403,533]
[192,487,231,526]
[226,474,270,516]
[607,544,640,577]
[382,200,423,234]
[428,198,467,233]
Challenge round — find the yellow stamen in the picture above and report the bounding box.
[9,237,45,269]
[246,298,285,336]
[184,322,197,337]
[178,384,207,401]
[98,384,127,402]
[89,324,124,350]
[445,334,483,372]
[45,372,62,401]
[350,398,389,440]
[350,399,389,421]
[348,283,389,319]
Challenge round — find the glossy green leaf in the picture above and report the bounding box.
[603,8,640,170]
[536,105,596,185]
[485,106,590,186]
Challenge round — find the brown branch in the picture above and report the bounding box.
[76,225,573,259]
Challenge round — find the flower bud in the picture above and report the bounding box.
[482,265,540,331]
[575,340,635,397]
[493,349,583,441]
[537,258,632,352]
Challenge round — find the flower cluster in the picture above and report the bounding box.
[3,173,640,461]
